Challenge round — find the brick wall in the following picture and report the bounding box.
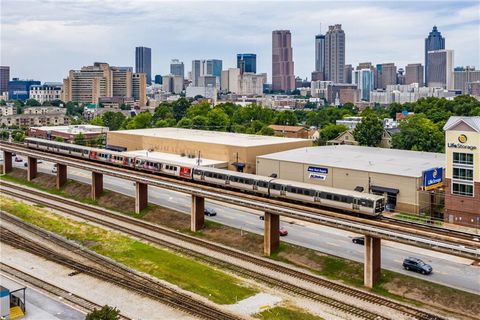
[444,178,480,227]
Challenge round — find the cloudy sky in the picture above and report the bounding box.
[1,0,479,82]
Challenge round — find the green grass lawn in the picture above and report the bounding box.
[256,306,323,320]
[1,196,257,304]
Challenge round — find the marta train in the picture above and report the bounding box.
[25,137,385,216]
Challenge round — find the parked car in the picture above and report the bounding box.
[352,236,365,245]
[14,157,22,162]
[279,227,288,236]
[24,160,43,167]
[204,208,217,216]
[403,257,432,275]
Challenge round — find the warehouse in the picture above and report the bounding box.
[107,128,312,173]
[256,145,445,214]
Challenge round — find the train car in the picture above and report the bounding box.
[269,178,384,216]
[25,137,90,158]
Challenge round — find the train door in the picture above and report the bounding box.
[353,198,360,211]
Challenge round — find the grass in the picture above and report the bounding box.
[256,306,323,320]
[394,212,444,226]
[1,196,257,305]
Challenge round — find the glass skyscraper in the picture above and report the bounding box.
[425,26,445,85]
[354,69,374,101]
[135,46,152,85]
[237,54,256,74]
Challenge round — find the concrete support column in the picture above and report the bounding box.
[191,195,205,232]
[364,235,381,288]
[91,172,103,200]
[3,151,12,173]
[264,211,280,256]
[135,182,148,214]
[56,164,67,189]
[27,157,37,181]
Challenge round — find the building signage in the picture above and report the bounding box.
[447,134,477,150]
[307,166,328,174]
[422,167,443,191]
[309,173,327,180]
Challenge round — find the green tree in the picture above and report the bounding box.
[14,100,25,114]
[155,120,169,127]
[206,108,229,131]
[274,111,298,125]
[191,115,208,129]
[85,305,120,320]
[54,136,64,142]
[124,112,152,129]
[391,114,444,152]
[0,99,6,106]
[0,130,9,140]
[320,124,349,141]
[257,125,275,136]
[102,111,126,131]
[177,118,193,128]
[171,97,191,121]
[74,133,86,145]
[25,98,41,107]
[90,116,104,126]
[353,114,383,147]
[65,101,83,117]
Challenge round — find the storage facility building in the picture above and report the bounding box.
[256,145,445,214]
[107,128,313,173]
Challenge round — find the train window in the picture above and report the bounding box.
[194,169,203,175]
[205,172,212,177]
[271,183,282,190]
[230,176,238,182]
[305,189,315,196]
[341,196,347,203]
[326,194,333,200]
[333,195,340,201]
[258,181,267,188]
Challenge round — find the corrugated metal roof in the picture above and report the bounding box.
[443,116,480,132]
[257,145,445,178]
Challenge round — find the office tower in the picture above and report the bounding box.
[344,64,353,84]
[405,63,424,86]
[314,34,325,76]
[272,30,295,91]
[354,69,374,101]
[397,68,405,85]
[237,54,257,74]
[453,66,480,92]
[0,66,9,95]
[112,67,133,98]
[427,49,454,89]
[162,74,184,94]
[376,63,397,89]
[425,26,445,85]
[325,24,345,83]
[135,46,152,84]
[170,59,185,79]
[132,73,147,106]
[154,75,163,84]
[8,78,41,101]
[191,59,222,87]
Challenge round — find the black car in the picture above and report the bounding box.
[403,257,432,275]
[352,236,365,245]
[204,208,217,216]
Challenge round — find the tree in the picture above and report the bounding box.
[25,98,41,107]
[171,97,191,121]
[273,111,298,125]
[54,136,64,142]
[185,102,210,119]
[65,101,83,117]
[155,120,169,127]
[257,126,275,136]
[74,133,86,145]
[391,115,444,152]
[176,118,193,128]
[320,124,349,141]
[206,108,229,131]
[90,116,104,126]
[102,111,126,131]
[124,111,152,129]
[353,114,383,147]
[85,305,120,320]
[14,100,25,114]
[191,115,208,129]
[0,99,6,106]
[120,103,131,110]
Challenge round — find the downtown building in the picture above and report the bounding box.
[29,83,63,103]
[453,66,480,93]
[0,66,9,95]
[370,83,457,105]
[324,24,345,83]
[170,59,185,79]
[135,46,152,85]
[375,63,397,89]
[405,63,424,86]
[272,30,295,91]
[427,49,454,89]
[354,69,374,101]
[425,26,445,85]
[162,74,184,94]
[221,68,266,96]
[237,54,256,74]
[311,34,325,81]
[191,59,222,88]
[8,78,41,101]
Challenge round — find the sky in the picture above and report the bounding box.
[1,0,479,83]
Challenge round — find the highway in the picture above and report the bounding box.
[10,158,480,294]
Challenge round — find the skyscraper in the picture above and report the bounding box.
[314,34,325,76]
[272,30,295,91]
[325,24,345,83]
[132,73,147,106]
[135,46,152,85]
[0,66,9,95]
[425,26,445,85]
[405,63,424,86]
[427,49,454,89]
[344,64,353,84]
[354,69,374,101]
[191,59,222,87]
[170,59,185,79]
[375,63,397,89]
[237,54,257,74]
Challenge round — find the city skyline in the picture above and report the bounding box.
[1,1,479,82]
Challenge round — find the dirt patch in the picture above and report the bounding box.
[143,207,190,230]
[62,181,91,199]
[278,251,323,270]
[200,225,264,254]
[383,276,480,319]
[7,168,28,180]
[96,191,136,214]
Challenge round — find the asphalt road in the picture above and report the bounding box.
[10,158,480,294]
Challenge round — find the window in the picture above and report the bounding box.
[453,152,473,165]
[452,183,474,197]
[453,168,473,181]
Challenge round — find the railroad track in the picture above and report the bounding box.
[3,142,479,250]
[0,224,241,320]
[0,263,131,319]
[1,182,446,320]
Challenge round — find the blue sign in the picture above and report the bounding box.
[422,167,443,190]
[307,166,328,174]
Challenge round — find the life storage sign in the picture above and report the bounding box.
[422,167,444,191]
[308,166,328,180]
